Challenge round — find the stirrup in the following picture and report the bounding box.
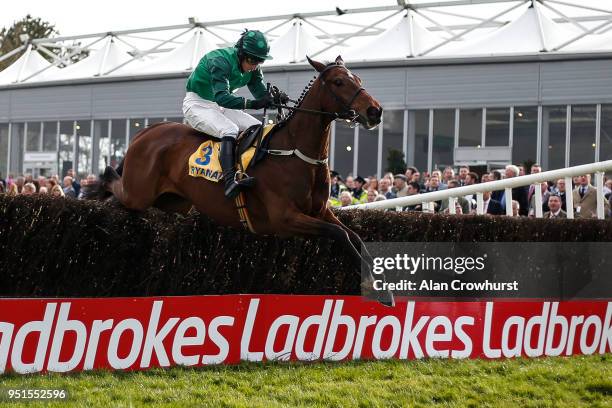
[234,170,255,187]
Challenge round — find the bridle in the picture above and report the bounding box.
[318,63,364,121]
[272,63,364,123]
[262,64,365,167]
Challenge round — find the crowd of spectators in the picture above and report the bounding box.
[2,164,611,219]
[0,169,97,200]
[329,163,612,219]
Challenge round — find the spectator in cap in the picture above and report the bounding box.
[393,174,408,197]
[329,170,346,199]
[352,176,367,203]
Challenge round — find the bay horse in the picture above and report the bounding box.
[98,55,394,306]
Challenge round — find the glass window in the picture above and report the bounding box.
[459,109,482,147]
[59,121,74,177]
[167,117,183,124]
[486,108,510,147]
[569,105,596,166]
[542,106,566,170]
[129,118,144,142]
[382,110,404,174]
[0,124,8,178]
[26,122,41,152]
[43,121,57,151]
[512,106,538,167]
[601,105,612,163]
[94,120,110,174]
[358,127,378,178]
[76,120,92,177]
[111,119,126,168]
[333,121,355,178]
[408,110,429,173]
[9,123,24,175]
[433,109,454,170]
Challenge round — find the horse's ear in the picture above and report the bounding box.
[307,55,326,73]
[335,55,344,65]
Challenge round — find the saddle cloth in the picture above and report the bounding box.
[188,124,275,182]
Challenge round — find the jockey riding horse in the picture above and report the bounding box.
[182,29,288,199]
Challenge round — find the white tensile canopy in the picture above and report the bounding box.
[562,28,612,52]
[44,36,133,80]
[343,11,447,61]
[113,28,218,76]
[268,20,335,65]
[0,45,60,85]
[430,3,581,56]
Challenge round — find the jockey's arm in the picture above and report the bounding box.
[209,59,249,110]
[247,67,268,100]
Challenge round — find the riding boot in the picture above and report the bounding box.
[220,136,255,199]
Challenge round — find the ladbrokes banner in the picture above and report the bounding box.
[0,295,610,374]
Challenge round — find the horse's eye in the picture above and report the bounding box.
[334,79,343,86]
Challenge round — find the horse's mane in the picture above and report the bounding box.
[275,62,338,130]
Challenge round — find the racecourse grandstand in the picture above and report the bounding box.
[0,0,612,179]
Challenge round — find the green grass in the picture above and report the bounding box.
[1,355,611,407]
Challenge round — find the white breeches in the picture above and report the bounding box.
[182,92,260,139]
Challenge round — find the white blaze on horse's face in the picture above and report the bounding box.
[306,55,383,130]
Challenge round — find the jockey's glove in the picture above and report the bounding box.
[248,94,274,110]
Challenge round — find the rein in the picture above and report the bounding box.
[264,63,363,166]
[271,63,363,123]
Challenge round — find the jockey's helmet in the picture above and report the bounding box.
[235,29,273,61]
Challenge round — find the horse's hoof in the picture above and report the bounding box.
[379,292,395,308]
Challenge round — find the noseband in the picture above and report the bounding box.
[318,63,364,121]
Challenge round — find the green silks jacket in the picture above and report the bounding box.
[186,47,267,109]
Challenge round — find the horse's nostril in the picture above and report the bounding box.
[367,106,382,121]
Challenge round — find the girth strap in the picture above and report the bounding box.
[235,192,255,233]
[265,148,328,166]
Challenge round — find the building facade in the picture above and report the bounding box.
[1,54,612,179]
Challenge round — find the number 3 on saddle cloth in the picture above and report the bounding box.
[188,124,275,182]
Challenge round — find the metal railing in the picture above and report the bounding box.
[344,160,612,219]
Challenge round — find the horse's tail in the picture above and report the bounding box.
[82,164,122,201]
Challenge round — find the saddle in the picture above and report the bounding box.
[188,124,275,182]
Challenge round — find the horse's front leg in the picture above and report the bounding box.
[321,208,374,264]
[319,208,395,306]
[279,211,394,307]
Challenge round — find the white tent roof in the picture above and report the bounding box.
[562,28,612,52]
[430,3,581,56]
[268,20,334,65]
[44,36,133,80]
[0,45,60,85]
[113,28,217,75]
[343,12,447,61]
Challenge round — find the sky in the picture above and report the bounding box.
[1,0,609,43]
[0,0,396,36]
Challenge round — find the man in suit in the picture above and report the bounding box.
[483,190,504,215]
[543,194,567,219]
[500,165,529,216]
[555,178,568,211]
[439,180,471,214]
[573,174,610,219]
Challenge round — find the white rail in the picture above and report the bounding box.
[344,160,612,219]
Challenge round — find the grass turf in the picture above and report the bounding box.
[1,355,610,407]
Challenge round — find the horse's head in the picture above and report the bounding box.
[307,55,382,130]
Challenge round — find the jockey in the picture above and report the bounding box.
[183,29,274,199]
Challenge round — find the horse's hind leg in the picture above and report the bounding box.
[278,212,394,307]
[102,165,157,211]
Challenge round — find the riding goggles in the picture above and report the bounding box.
[244,54,265,65]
